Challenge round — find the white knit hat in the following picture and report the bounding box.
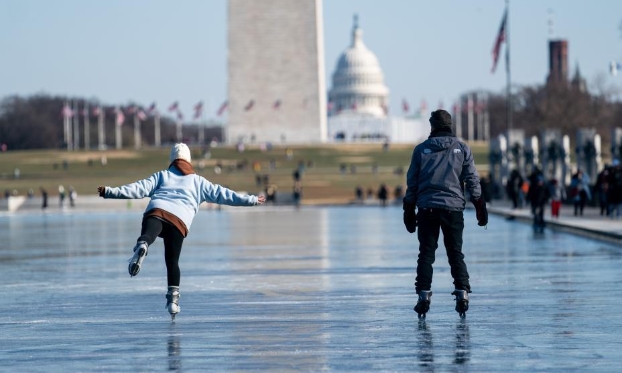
[169,143,191,163]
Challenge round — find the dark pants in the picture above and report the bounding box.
[415,208,470,293]
[138,216,185,287]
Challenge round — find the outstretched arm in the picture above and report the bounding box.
[97,173,160,200]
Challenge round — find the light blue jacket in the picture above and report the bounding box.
[104,167,258,232]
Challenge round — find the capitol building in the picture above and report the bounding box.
[327,16,427,143]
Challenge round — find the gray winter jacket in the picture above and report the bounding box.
[404,132,481,211]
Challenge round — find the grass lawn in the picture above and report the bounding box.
[0,142,490,203]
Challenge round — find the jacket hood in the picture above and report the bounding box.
[423,134,459,152]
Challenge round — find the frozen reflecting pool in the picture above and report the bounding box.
[1,206,622,372]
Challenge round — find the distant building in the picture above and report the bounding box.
[227,0,327,144]
[328,15,389,117]
[327,16,426,143]
[547,40,568,86]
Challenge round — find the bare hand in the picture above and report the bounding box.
[257,195,266,205]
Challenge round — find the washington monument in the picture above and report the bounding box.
[227,0,327,144]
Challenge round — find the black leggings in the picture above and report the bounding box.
[138,216,184,287]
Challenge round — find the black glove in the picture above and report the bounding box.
[97,186,106,198]
[403,200,417,233]
[472,198,488,227]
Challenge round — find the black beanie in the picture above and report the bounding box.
[429,109,452,129]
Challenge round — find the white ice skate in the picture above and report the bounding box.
[166,286,181,321]
[128,241,148,277]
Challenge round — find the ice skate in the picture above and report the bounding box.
[166,286,181,321]
[452,290,469,318]
[128,241,148,277]
[414,290,433,319]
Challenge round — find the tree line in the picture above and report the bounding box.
[487,76,622,152]
[1,80,621,152]
[0,94,223,151]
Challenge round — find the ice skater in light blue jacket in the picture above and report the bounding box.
[97,143,265,319]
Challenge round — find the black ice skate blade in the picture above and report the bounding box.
[128,263,140,277]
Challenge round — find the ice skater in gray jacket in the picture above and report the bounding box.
[402,110,487,319]
[98,143,265,319]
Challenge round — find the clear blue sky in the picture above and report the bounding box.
[2,0,621,121]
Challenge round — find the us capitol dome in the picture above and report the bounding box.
[328,15,389,118]
[327,15,426,143]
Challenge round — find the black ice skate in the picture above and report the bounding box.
[452,290,469,318]
[166,286,181,321]
[414,290,433,319]
[128,241,148,277]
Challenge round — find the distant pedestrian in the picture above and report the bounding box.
[366,187,374,199]
[548,178,565,218]
[40,187,48,210]
[69,186,77,207]
[97,143,265,320]
[403,109,487,319]
[570,170,590,216]
[528,174,550,230]
[58,185,66,207]
[293,181,302,207]
[377,183,388,207]
[607,160,622,219]
[595,166,611,216]
[394,185,403,202]
[506,169,523,209]
[355,185,363,201]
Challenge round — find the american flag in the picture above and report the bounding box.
[137,110,147,121]
[350,102,357,111]
[491,8,507,74]
[62,104,73,118]
[115,108,125,126]
[402,99,410,114]
[92,106,101,117]
[216,101,228,116]
[244,100,255,111]
[146,102,157,115]
[193,101,203,119]
[168,101,179,112]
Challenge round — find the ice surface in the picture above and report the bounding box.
[1,206,621,372]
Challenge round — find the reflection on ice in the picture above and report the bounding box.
[1,206,621,372]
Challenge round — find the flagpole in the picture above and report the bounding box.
[198,106,205,146]
[155,113,161,147]
[506,0,512,134]
[63,102,70,151]
[97,106,105,150]
[134,112,140,149]
[176,117,182,143]
[73,100,80,150]
[467,94,474,141]
[115,107,122,150]
[84,103,90,150]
